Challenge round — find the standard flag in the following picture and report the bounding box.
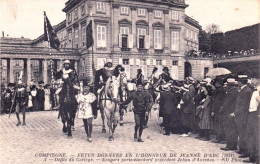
[86,20,94,49]
[44,11,60,51]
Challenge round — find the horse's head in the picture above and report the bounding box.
[107,77,121,101]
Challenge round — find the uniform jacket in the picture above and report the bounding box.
[121,90,151,114]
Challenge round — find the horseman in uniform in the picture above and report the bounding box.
[160,67,173,84]
[55,60,80,138]
[94,59,114,108]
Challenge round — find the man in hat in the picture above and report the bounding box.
[243,85,260,163]
[159,83,178,135]
[55,59,80,138]
[211,77,226,143]
[136,69,144,85]
[3,83,14,114]
[230,75,252,158]
[220,78,239,151]
[159,67,173,84]
[12,80,28,126]
[94,59,114,107]
[37,81,45,111]
[119,83,151,142]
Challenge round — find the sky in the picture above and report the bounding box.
[0,0,259,39]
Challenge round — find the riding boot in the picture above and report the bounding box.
[16,112,21,126]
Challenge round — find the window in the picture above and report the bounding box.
[172,61,178,66]
[204,67,209,78]
[97,2,105,12]
[97,25,106,47]
[120,27,129,35]
[122,59,130,79]
[68,32,72,48]
[137,28,146,49]
[75,29,79,48]
[139,59,147,79]
[171,31,179,51]
[138,8,146,16]
[186,28,189,38]
[194,32,197,41]
[68,13,72,23]
[154,10,162,18]
[82,26,86,47]
[74,8,78,20]
[120,27,129,48]
[121,7,128,15]
[189,30,192,39]
[156,60,162,65]
[172,11,179,20]
[81,3,85,15]
[154,30,162,49]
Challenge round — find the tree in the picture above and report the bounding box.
[199,29,211,52]
[205,23,222,34]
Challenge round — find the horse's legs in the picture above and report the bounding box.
[100,108,106,133]
[61,110,67,133]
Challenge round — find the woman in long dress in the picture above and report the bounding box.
[44,84,51,111]
[76,85,96,142]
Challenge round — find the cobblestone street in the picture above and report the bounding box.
[0,110,250,164]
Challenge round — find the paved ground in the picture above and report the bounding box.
[0,110,252,164]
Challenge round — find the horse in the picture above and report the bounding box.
[100,74,126,141]
[58,80,78,137]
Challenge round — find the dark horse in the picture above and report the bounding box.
[59,82,78,138]
[56,68,79,138]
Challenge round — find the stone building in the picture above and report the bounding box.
[1,0,214,85]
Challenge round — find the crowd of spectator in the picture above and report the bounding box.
[185,49,259,59]
[155,74,259,163]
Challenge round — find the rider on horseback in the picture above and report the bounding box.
[95,59,114,108]
[55,60,80,138]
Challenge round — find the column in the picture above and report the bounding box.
[148,8,154,53]
[58,59,63,71]
[74,60,78,73]
[130,6,137,49]
[9,58,14,83]
[26,59,31,86]
[163,10,170,53]
[43,60,48,84]
[112,4,120,49]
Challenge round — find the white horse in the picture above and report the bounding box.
[101,74,127,141]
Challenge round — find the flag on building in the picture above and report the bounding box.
[44,11,60,51]
[86,20,94,49]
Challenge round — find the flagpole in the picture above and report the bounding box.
[44,11,54,86]
[92,44,94,93]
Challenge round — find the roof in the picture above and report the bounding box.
[185,15,201,29]
[62,0,188,12]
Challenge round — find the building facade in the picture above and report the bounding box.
[57,0,204,80]
[1,0,213,85]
